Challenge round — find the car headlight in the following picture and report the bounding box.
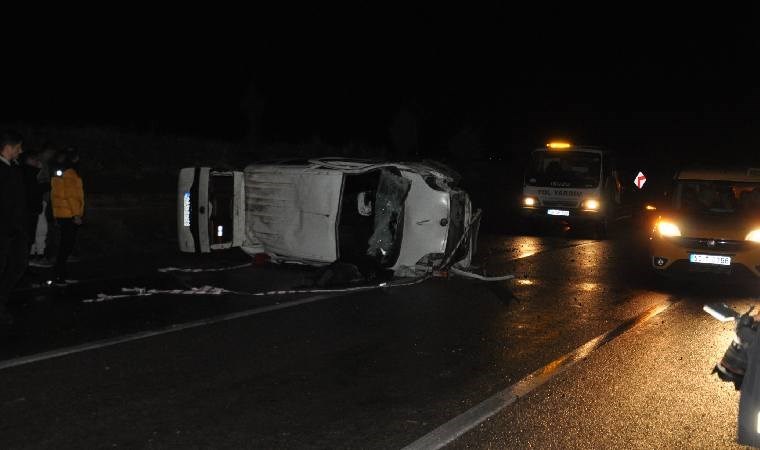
[523,197,537,207]
[657,221,682,237]
[746,229,760,243]
[583,199,600,210]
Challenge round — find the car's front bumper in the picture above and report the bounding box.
[650,235,760,279]
[520,206,604,223]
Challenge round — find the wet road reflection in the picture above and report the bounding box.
[8,224,757,449]
[478,234,595,263]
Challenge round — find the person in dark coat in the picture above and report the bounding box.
[0,130,28,325]
[28,144,55,264]
[21,151,44,250]
[18,151,45,282]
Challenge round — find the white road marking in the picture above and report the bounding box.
[402,301,673,450]
[0,293,345,371]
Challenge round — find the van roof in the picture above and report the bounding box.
[677,167,760,183]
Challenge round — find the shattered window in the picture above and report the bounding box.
[367,169,411,266]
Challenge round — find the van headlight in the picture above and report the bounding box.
[582,199,600,210]
[657,221,682,237]
[523,197,537,207]
[746,229,760,243]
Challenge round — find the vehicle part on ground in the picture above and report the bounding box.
[709,304,756,389]
[705,302,760,446]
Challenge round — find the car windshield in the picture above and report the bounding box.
[675,180,760,215]
[525,151,601,188]
[366,169,411,266]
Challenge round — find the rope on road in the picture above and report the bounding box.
[449,266,515,281]
[435,209,515,282]
[81,276,431,303]
[157,263,253,273]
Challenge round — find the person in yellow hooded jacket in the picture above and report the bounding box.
[50,148,84,284]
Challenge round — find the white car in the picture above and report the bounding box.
[177,158,480,276]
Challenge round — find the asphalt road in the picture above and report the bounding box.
[0,222,756,449]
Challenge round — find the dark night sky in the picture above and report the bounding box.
[4,10,759,162]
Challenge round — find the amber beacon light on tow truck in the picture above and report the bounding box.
[546,141,572,149]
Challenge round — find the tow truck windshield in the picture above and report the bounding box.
[676,181,760,215]
[525,151,601,188]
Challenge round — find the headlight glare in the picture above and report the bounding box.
[746,229,760,243]
[657,221,682,237]
[583,199,600,210]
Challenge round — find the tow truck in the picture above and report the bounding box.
[521,142,623,236]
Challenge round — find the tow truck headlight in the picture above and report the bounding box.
[746,229,760,243]
[582,199,600,210]
[657,221,682,237]
[523,197,537,207]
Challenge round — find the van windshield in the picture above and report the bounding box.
[525,151,602,188]
[675,180,760,215]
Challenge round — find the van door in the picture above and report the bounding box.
[177,167,245,253]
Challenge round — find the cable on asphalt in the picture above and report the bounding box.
[449,266,515,281]
[81,275,431,303]
[157,263,253,273]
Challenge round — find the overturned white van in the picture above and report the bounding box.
[177,158,480,276]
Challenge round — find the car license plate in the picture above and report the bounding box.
[689,254,731,266]
[547,209,570,216]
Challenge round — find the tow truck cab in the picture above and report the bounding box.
[521,142,622,231]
